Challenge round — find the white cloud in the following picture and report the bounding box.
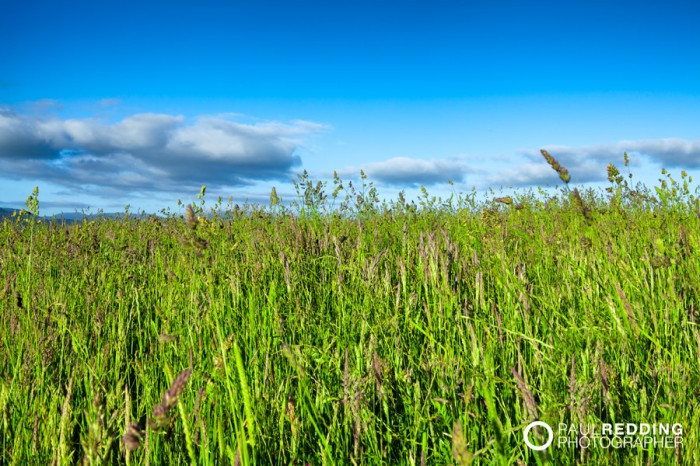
[363,156,471,186]
[484,163,556,187]
[0,109,325,196]
[63,113,183,152]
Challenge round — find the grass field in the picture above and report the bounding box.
[2,155,700,465]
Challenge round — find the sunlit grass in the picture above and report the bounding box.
[1,158,700,464]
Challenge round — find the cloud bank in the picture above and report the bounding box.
[358,139,700,191]
[488,138,700,187]
[536,139,700,167]
[0,108,326,196]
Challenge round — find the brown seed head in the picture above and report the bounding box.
[185,204,198,230]
[122,423,143,451]
[162,369,193,411]
[511,367,538,420]
[540,149,571,184]
[494,196,513,205]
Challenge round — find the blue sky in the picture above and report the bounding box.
[1,0,700,214]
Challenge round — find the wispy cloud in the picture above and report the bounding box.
[362,156,471,186]
[98,98,122,107]
[0,108,327,196]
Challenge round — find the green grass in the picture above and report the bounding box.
[2,164,700,465]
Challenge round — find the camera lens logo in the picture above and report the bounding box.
[523,421,554,451]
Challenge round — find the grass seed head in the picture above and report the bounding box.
[494,196,513,205]
[148,404,170,431]
[185,204,198,230]
[148,369,193,431]
[123,423,144,451]
[568,355,577,411]
[372,351,383,395]
[614,283,638,334]
[511,367,538,420]
[270,186,280,206]
[158,333,177,344]
[451,421,474,466]
[600,359,609,398]
[162,368,193,411]
[540,149,571,184]
[607,163,621,183]
[572,188,592,222]
[343,349,350,406]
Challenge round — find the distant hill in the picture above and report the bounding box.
[0,208,154,223]
[0,207,112,223]
[0,207,17,219]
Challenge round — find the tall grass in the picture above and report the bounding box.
[1,158,699,464]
